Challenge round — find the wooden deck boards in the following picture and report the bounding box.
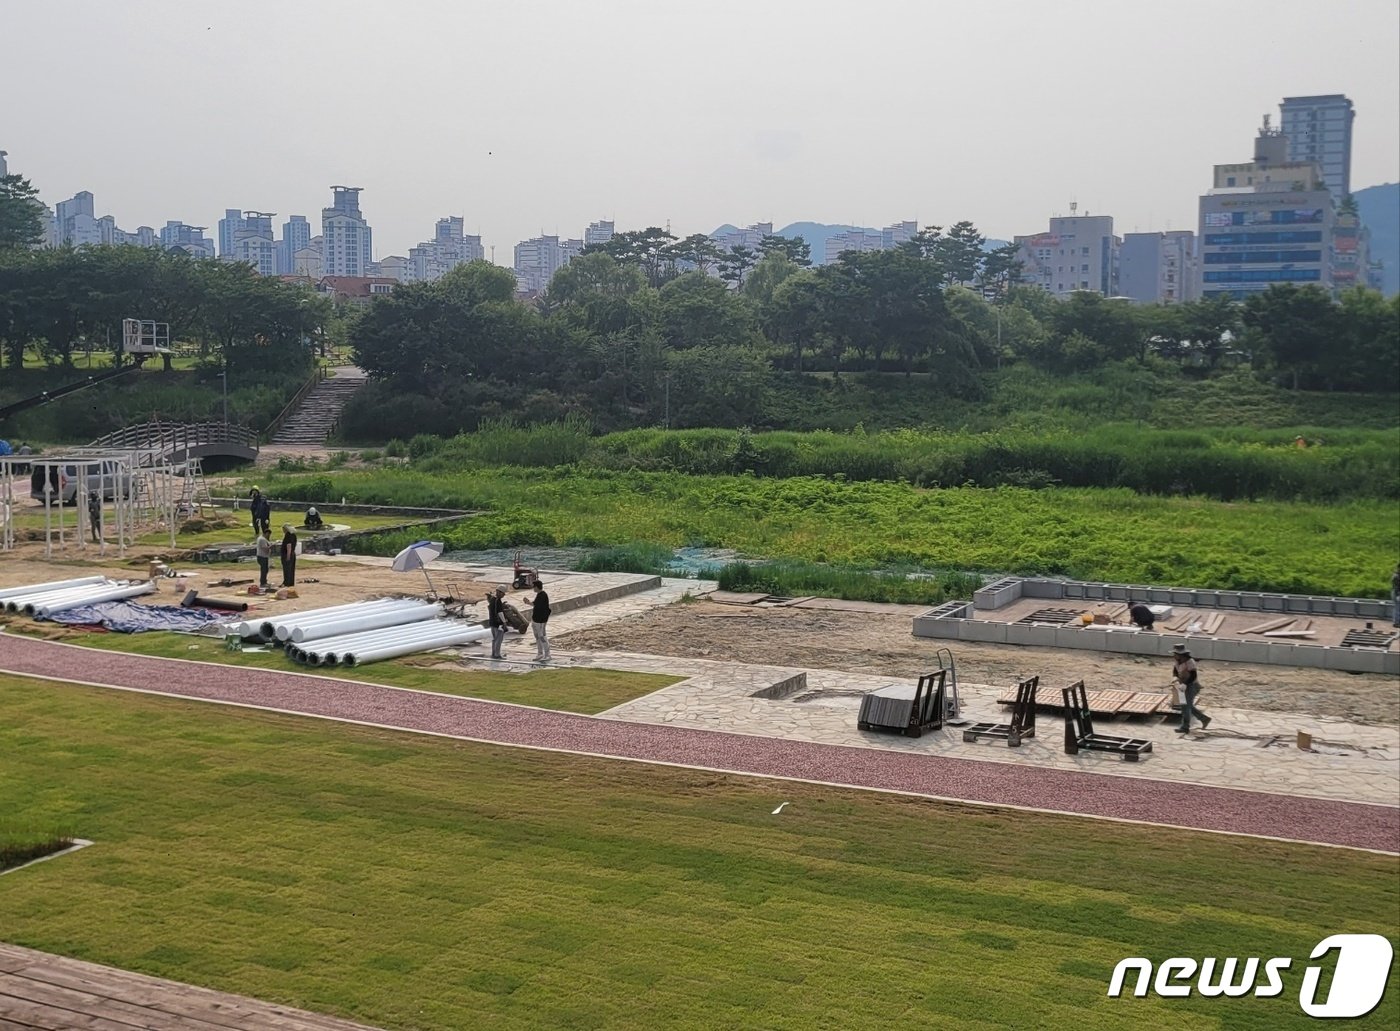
[0,944,382,1031]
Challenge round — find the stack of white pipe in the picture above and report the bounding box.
[1,577,157,617]
[293,620,488,667]
[241,598,427,641]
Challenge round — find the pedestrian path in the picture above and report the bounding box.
[529,649,1399,807]
[0,633,1394,852]
[0,941,382,1030]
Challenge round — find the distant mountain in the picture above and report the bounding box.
[1354,183,1398,296]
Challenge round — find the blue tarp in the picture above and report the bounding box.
[45,601,227,633]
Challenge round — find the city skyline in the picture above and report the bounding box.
[4,0,1397,260]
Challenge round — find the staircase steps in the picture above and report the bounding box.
[271,369,367,445]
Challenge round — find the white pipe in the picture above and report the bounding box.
[345,626,489,666]
[308,621,466,665]
[290,603,442,643]
[6,582,123,610]
[36,581,156,618]
[255,598,420,639]
[12,582,130,614]
[302,618,457,655]
[273,598,425,641]
[0,576,107,601]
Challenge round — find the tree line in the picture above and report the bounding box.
[0,246,329,379]
[345,224,1398,439]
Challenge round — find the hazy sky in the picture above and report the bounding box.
[5,0,1398,259]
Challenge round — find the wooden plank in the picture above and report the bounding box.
[1118,692,1170,714]
[1241,616,1293,635]
[1263,629,1317,638]
[0,991,141,1031]
[1203,613,1226,634]
[1085,689,1134,715]
[0,976,232,1031]
[2,959,380,1031]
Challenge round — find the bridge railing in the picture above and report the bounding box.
[90,420,259,463]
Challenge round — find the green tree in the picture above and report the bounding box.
[0,174,46,251]
[717,245,758,290]
[1242,284,1338,389]
[935,221,986,287]
[742,252,800,308]
[658,271,751,351]
[666,234,722,274]
[763,270,823,372]
[757,234,812,267]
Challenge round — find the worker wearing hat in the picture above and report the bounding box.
[1172,644,1211,733]
[486,585,508,659]
[249,485,271,537]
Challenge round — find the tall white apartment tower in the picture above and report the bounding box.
[321,186,373,277]
[1279,95,1354,199]
[584,220,615,246]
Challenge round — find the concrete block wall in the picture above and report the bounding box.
[914,577,1397,674]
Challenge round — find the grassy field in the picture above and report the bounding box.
[259,468,1400,598]
[3,507,454,554]
[0,675,1395,1030]
[13,629,675,715]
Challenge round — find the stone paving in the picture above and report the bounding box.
[472,646,1394,807]
[440,570,1400,808]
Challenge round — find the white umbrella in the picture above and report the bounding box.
[391,540,445,596]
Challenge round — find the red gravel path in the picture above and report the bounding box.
[2,634,1396,853]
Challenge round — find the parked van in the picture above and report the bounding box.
[30,461,133,505]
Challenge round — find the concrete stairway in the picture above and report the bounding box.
[270,367,367,445]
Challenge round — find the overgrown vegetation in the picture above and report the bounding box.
[716,561,982,605]
[3,676,1396,1030]
[256,467,1398,597]
[403,418,1398,502]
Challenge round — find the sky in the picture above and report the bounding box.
[4,0,1398,260]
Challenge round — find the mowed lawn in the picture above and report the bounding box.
[0,676,1396,1031]
[29,630,676,714]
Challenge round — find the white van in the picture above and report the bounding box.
[30,461,133,505]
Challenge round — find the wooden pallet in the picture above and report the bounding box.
[1086,689,1135,715]
[1117,692,1170,715]
[1016,607,1086,626]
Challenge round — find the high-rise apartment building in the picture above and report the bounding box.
[710,221,773,256]
[407,215,485,282]
[217,208,246,257]
[1279,94,1354,199]
[0,150,8,176]
[321,186,373,277]
[53,191,99,247]
[584,220,614,247]
[1197,118,1335,300]
[160,221,216,258]
[232,211,277,276]
[278,215,311,275]
[1014,212,1120,296]
[1119,231,1198,304]
[514,234,567,293]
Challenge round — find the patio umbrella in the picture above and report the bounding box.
[391,540,445,596]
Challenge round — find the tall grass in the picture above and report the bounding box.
[389,421,1399,502]
[716,561,983,605]
[260,467,1399,597]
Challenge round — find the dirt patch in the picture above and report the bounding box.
[558,601,1400,726]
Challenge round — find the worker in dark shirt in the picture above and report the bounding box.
[250,487,271,537]
[528,578,551,663]
[1127,601,1155,630]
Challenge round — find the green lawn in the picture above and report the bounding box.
[26,630,676,715]
[0,675,1395,1030]
[2,508,426,550]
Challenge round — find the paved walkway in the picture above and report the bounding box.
[519,649,1399,807]
[1,633,1395,852]
[0,942,381,1030]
